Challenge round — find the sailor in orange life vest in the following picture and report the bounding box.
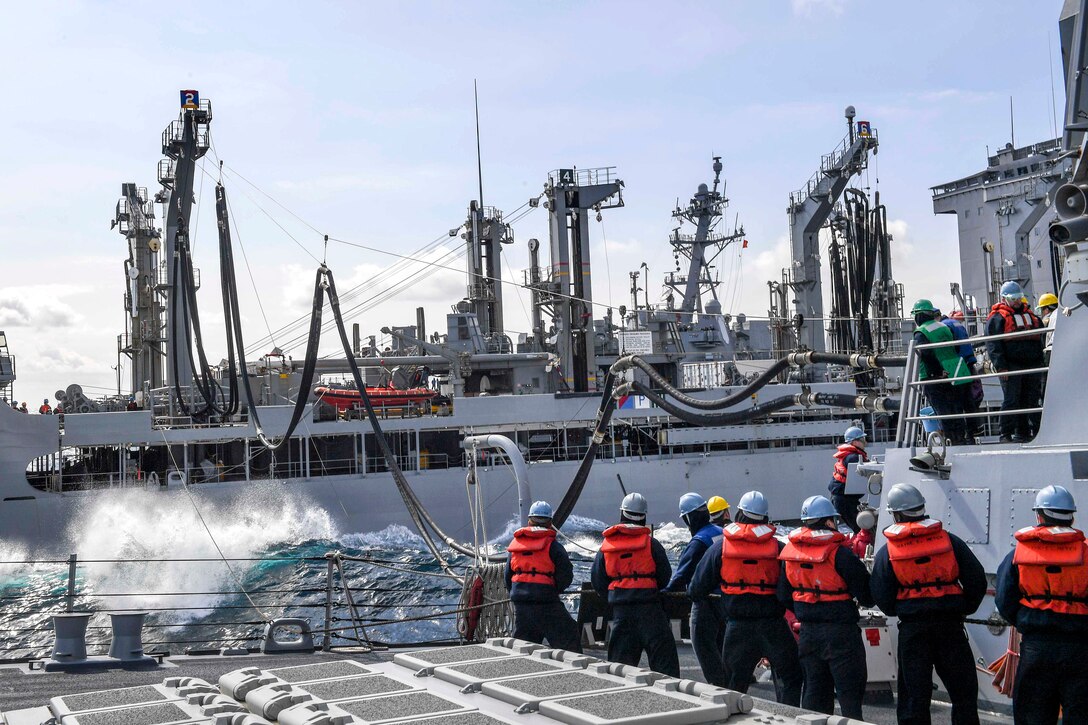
[870,484,986,725]
[689,491,803,706]
[662,493,727,686]
[996,485,1088,723]
[503,500,581,652]
[986,280,1045,443]
[777,495,874,720]
[828,426,868,533]
[590,492,680,677]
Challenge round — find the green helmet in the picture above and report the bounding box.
[911,299,935,315]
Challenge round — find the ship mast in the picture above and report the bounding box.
[155,91,212,391]
[663,156,744,316]
[112,183,162,395]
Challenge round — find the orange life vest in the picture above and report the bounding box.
[38,404,51,414]
[780,528,851,603]
[1013,525,1088,615]
[989,302,1042,335]
[600,524,657,590]
[832,444,868,484]
[720,522,780,596]
[883,519,962,600]
[507,526,557,586]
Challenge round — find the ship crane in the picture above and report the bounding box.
[784,105,878,363]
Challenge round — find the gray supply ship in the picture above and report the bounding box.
[0,84,897,558]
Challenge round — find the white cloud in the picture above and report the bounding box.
[0,286,85,328]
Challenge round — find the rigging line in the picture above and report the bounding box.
[156,428,270,622]
[278,246,467,356]
[501,251,529,323]
[224,191,277,346]
[597,216,614,309]
[243,230,456,354]
[212,165,322,265]
[220,162,325,237]
[327,236,617,314]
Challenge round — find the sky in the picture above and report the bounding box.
[0,0,1067,407]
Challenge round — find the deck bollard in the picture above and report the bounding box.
[50,612,92,664]
[108,611,149,661]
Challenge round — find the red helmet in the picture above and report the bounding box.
[950,310,965,321]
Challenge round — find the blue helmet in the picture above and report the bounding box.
[737,491,769,518]
[528,500,553,519]
[1033,485,1076,518]
[679,492,708,517]
[844,426,866,443]
[800,495,838,522]
[1000,280,1024,300]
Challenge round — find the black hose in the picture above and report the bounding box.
[552,370,617,529]
[324,269,503,565]
[623,379,898,427]
[613,354,790,410]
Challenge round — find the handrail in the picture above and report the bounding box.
[913,326,1045,350]
[908,366,1049,386]
[899,324,1047,445]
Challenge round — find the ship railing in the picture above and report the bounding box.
[0,551,529,661]
[896,326,1048,446]
[547,166,618,188]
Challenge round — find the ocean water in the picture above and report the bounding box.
[0,488,695,659]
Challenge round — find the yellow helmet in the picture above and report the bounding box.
[707,496,730,516]
[1038,292,1058,309]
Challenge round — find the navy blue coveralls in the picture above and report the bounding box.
[778,535,873,720]
[870,527,986,725]
[591,530,679,677]
[504,532,581,652]
[663,519,725,686]
[689,533,802,705]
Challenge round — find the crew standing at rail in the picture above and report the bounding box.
[591,492,680,676]
[828,426,869,533]
[663,493,726,686]
[690,490,803,705]
[870,484,986,725]
[504,500,581,652]
[912,299,971,444]
[996,485,1088,723]
[38,399,51,414]
[986,281,1045,442]
[778,495,874,720]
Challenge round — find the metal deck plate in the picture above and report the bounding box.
[58,702,200,725]
[333,691,468,722]
[392,639,541,675]
[409,714,518,725]
[480,663,641,710]
[268,660,373,682]
[52,685,171,716]
[300,674,412,701]
[538,683,732,725]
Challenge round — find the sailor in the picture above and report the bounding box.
[912,299,971,444]
[38,399,52,415]
[940,310,983,442]
[663,493,726,686]
[996,485,1088,723]
[689,491,803,705]
[591,492,679,676]
[1038,292,1059,364]
[870,484,986,725]
[828,426,868,533]
[986,281,1045,442]
[707,495,731,526]
[504,500,581,652]
[778,495,874,720]
[18,402,27,413]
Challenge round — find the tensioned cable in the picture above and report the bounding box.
[156,428,270,622]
